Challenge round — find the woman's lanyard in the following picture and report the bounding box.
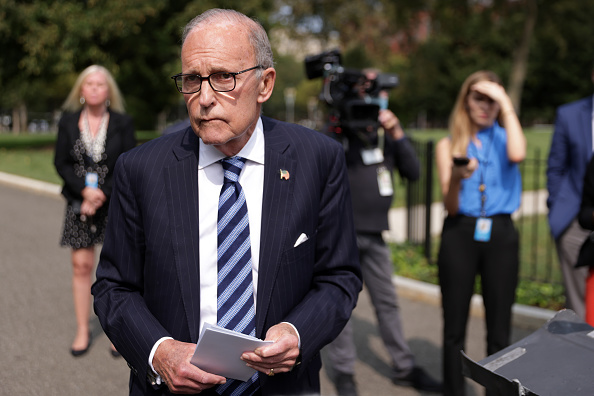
[478,164,489,218]
[473,127,495,241]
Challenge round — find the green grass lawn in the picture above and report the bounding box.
[0,128,564,310]
[0,131,160,185]
[387,126,553,207]
[0,147,62,184]
[0,127,556,214]
[410,125,553,155]
[0,127,552,188]
[411,125,553,192]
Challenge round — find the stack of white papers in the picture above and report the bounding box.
[190,323,273,381]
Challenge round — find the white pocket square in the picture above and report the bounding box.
[294,233,309,247]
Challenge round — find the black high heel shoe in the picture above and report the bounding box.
[71,331,92,357]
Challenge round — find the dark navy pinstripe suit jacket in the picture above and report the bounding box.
[547,96,594,239]
[92,116,362,395]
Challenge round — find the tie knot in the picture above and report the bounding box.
[221,156,247,183]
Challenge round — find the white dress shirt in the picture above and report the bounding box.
[197,118,265,333]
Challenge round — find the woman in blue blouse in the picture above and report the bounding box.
[435,70,526,396]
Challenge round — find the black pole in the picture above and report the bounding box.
[424,141,434,262]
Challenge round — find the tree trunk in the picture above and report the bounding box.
[11,103,27,134]
[507,0,538,116]
[157,110,167,133]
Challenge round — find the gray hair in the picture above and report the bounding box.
[181,9,274,71]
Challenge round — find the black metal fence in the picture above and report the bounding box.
[406,140,561,285]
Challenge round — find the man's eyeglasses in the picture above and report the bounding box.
[171,65,264,94]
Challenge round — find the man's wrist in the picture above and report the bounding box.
[280,321,301,348]
[148,336,174,385]
[279,322,302,370]
[388,125,405,140]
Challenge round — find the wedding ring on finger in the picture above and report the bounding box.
[267,368,275,377]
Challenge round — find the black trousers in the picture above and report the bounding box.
[438,215,519,396]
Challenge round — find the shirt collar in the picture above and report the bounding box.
[198,117,265,169]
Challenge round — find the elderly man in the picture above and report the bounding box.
[92,8,362,396]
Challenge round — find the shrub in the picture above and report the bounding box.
[390,242,565,311]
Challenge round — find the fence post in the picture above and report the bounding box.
[407,166,413,241]
[424,141,434,261]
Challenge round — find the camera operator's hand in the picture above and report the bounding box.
[379,109,404,140]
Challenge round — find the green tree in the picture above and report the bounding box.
[0,0,276,131]
[395,0,539,126]
[271,0,594,127]
[0,0,166,130]
[4,0,592,130]
[275,0,430,64]
[521,0,594,123]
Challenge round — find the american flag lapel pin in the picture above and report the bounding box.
[280,169,290,180]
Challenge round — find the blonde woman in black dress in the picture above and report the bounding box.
[54,65,136,356]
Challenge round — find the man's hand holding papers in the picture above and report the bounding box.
[191,323,273,381]
[240,322,301,377]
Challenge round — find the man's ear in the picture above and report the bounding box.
[257,68,276,104]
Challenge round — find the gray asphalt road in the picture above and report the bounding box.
[0,181,535,395]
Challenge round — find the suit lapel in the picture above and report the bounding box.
[105,110,117,139]
[256,120,296,336]
[164,129,202,342]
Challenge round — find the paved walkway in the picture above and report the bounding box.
[0,175,553,395]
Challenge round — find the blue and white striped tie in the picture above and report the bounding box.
[216,156,259,396]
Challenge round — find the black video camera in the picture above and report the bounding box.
[304,49,399,134]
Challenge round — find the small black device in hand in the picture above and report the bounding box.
[453,157,470,166]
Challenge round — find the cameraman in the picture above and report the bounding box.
[325,69,442,395]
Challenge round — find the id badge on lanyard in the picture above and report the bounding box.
[472,129,495,242]
[361,147,384,165]
[361,127,385,166]
[85,172,99,188]
[474,181,491,242]
[376,166,393,197]
[474,217,492,242]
